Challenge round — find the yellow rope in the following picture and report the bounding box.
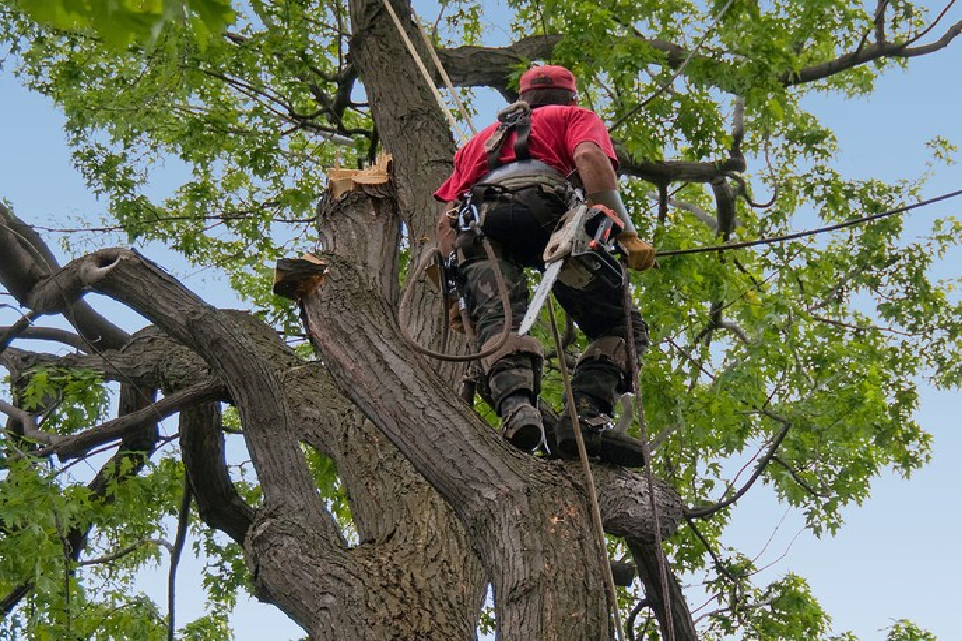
[380,0,472,145]
[548,300,625,641]
[416,20,478,137]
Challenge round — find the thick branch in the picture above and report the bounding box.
[0,398,57,446]
[781,20,962,84]
[39,379,228,460]
[628,539,700,641]
[0,204,129,349]
[438,25,962,97]
[180,403,254,544]
[1,330,211,393]
[593,466,683,541]
[0,326,91,352]
[63,249,329,520]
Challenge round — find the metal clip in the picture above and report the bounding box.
[458,202,480,234]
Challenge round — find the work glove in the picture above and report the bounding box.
[617,232,657,271]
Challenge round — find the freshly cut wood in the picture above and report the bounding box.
[326,153,393,199]
[273,254,328,300]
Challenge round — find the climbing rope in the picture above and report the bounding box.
[398,231,514,362]
[656,187,962,258]
[380,0,475,144]
[416,20,478,137]
[622,263,674,641]
[547,301,626,641]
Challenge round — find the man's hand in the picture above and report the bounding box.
[617,232,656,271]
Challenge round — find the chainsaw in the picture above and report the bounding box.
[518,196,625,336]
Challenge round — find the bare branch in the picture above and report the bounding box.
[806,312,916,337]
[716,320,750,344]
[694,597,779,624]
[0,326,91,352]
[903,0,959,48]
[76,538,173,566]
[0,398,60,446]
[653,194,719,230]
[685,413,792,519]
[0,311,38,356]
[771,456,832,499]
[38,379,228,460]
[874,0,889,44]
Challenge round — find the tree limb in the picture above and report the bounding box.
[0,326,91,352]
[37,379,228,460]
[76,538,173,566]
[628,538,700,641]
[167,479,191,641]
[0,204,129,350]
[782,19,962,84]
[180,403,254,544]
[686,413,792,519]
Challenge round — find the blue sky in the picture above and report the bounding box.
[2,5,962,640]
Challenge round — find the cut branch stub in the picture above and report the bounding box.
[273,255,328,300]
[317,155,402,306]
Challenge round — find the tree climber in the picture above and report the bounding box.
[434,65,656,467]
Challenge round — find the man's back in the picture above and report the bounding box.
[434,104,618,203]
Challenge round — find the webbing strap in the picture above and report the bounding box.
[513,118,531,162]
[485,103,533,170]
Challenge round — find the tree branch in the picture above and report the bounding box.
[0,204,129,350]
[76,538,173,566]
[37,379,228,460]
[627,538,700,641]
[685,413,792,519]
[180,403,254,544]
[874,0,889,44]
[782,19,962,85]
[0,326,91,352]
[0,398,59,446]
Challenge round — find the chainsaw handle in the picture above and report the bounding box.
[586,205,624,250]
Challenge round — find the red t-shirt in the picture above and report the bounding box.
[434,105,618,202]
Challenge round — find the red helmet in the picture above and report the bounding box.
[519,65,578,94]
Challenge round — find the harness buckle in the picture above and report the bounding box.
[457,198,482,234]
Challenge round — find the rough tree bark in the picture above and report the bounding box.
[1,0,696,637]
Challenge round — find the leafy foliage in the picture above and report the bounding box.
[1,0,960,638]
[8,0,234,47]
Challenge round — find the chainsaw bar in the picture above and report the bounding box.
[519,259,563,336]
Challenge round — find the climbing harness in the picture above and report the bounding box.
[399,205,513,363]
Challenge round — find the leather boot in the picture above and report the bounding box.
[499,392,545,451]
[552,394,647,468]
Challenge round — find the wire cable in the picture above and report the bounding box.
[655,187,962,258]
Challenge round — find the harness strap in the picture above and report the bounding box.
[513,116,531,162]
[485,101,533,170]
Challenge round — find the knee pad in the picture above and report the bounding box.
[480,333,544,410]
[578,336,628,373]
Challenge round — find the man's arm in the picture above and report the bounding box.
[572,142,656,271]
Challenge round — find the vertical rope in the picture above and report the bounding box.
[380,0,469,145]
[548,300,625,641]
[621,266,674,641]
[416,21,478,136]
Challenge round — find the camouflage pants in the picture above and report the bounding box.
[457,201,649,415]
